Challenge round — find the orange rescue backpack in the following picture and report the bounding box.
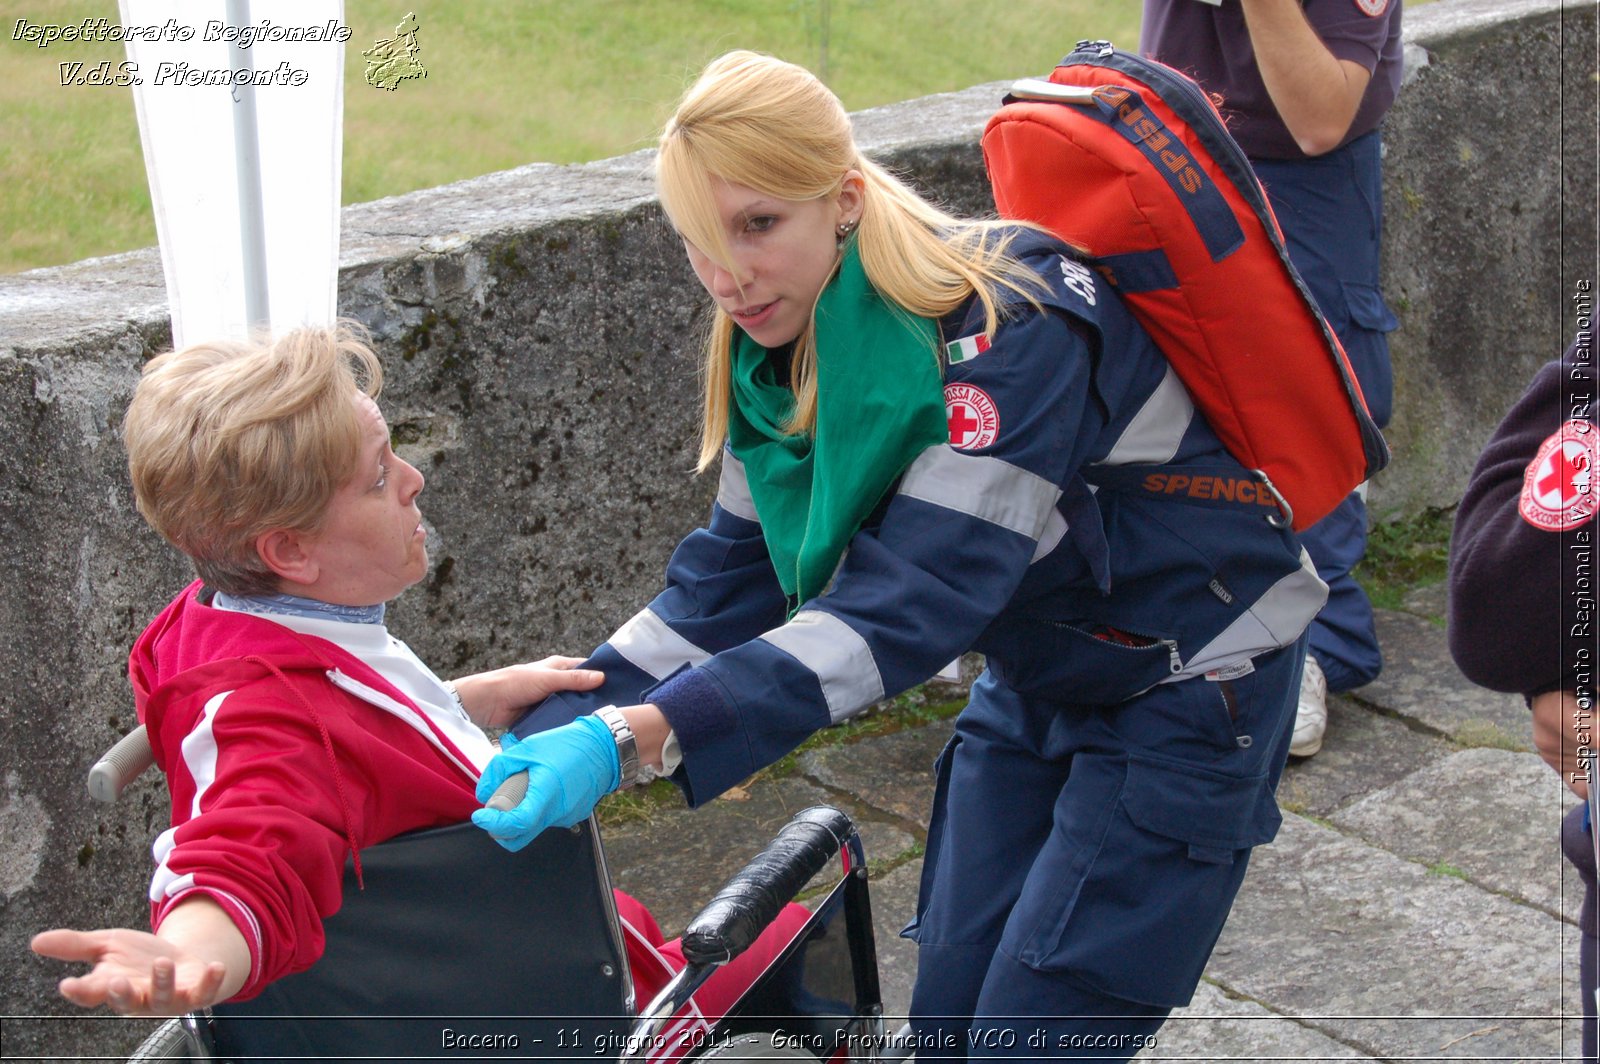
[982,40,1389,531]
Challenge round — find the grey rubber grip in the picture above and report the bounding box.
[485,771,528,812]
[87,724,156,803]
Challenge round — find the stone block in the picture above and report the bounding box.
[1209,814,1570,1059]
[1332,748,1577,920]
[1358,609,1533,749]
[1277,694,1456,818]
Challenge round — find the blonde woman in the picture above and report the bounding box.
[478,51,1326,1059]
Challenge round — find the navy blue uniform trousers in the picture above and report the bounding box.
[1255,130,1398,694]
[907,639,1304,1062]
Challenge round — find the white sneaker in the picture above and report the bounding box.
[1290,655,1328,758]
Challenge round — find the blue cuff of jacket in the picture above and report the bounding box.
[646,666,735,749]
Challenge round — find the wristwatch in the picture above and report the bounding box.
[593,705,640,789]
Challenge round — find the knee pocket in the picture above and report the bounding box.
[1332,281,1395,426]
[1000,755,1281,1008]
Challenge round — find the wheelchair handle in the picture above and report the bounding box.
[485,770,528,811]
[87,724,156,803]
[679,805,854,967]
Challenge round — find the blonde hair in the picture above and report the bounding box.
[123,323,383,595]
[657,50,1046,470]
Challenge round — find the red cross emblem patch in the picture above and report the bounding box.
[945,384,1000,450]
[1520,420,1599,531]
[1353,0,1390,15]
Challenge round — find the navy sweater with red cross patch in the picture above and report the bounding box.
[516,230,1326,806]
[1450,327,1599,696]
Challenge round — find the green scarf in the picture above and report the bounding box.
[727,242,948,610]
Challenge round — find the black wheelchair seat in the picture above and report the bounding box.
[121,806,884,1063]
[84,721,888,1063]
[203,818,633,1061]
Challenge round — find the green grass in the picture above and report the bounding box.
[1,0,1143,273]
[1453,720,1529,754]
[596,776,685,827]
[1354,504,1455,612]
[761,687,965,780]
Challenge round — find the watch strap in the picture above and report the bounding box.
[593,705,640,789]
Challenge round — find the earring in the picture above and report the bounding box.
[835,219,858,237]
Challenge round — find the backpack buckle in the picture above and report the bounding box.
[1252,470,1294,529]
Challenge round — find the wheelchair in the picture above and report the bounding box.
[82,728,889,1063]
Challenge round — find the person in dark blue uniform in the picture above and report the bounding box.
[1142,0,1404,757]
[473,51,1327,1059]
[1450,325,1598,1062]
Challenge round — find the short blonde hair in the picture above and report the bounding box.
[123,324,383,595]
[657,50,1045,470]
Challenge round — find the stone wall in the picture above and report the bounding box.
[0,0,1594,1056]
[1376,0,1598,514]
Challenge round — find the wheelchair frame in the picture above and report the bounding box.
[87,728,887,1063]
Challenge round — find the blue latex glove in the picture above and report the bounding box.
[472,714,621,851]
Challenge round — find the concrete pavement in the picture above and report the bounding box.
[601,581,1588,1061]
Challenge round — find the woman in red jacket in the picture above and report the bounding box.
[32,324,801,1019]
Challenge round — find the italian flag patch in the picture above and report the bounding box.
[945,333,991,364]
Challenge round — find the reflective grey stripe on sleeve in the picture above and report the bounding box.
[1098,364,1194,466]
[717,450,760,523]
[1031,509,1068,564]
[1167,547,1329,681]
[610,608,714,681]
[898,444,1062,541]
[758,610,885,723]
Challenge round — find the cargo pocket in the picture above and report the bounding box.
[1002,754,1281,1007]
[1120,755,1282,859]
[899,732,959,943]
[1336,280,1397,426]
[1341,280,1399,334]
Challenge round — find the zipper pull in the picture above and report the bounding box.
[1161,639,1183,675]
[1073,39,1115,58]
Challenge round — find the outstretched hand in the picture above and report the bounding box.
[32,928,229,1016]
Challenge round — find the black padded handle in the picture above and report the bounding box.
[680,806,853,966]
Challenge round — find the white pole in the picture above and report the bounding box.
[225,0,270,333]
[121,1,345,347]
